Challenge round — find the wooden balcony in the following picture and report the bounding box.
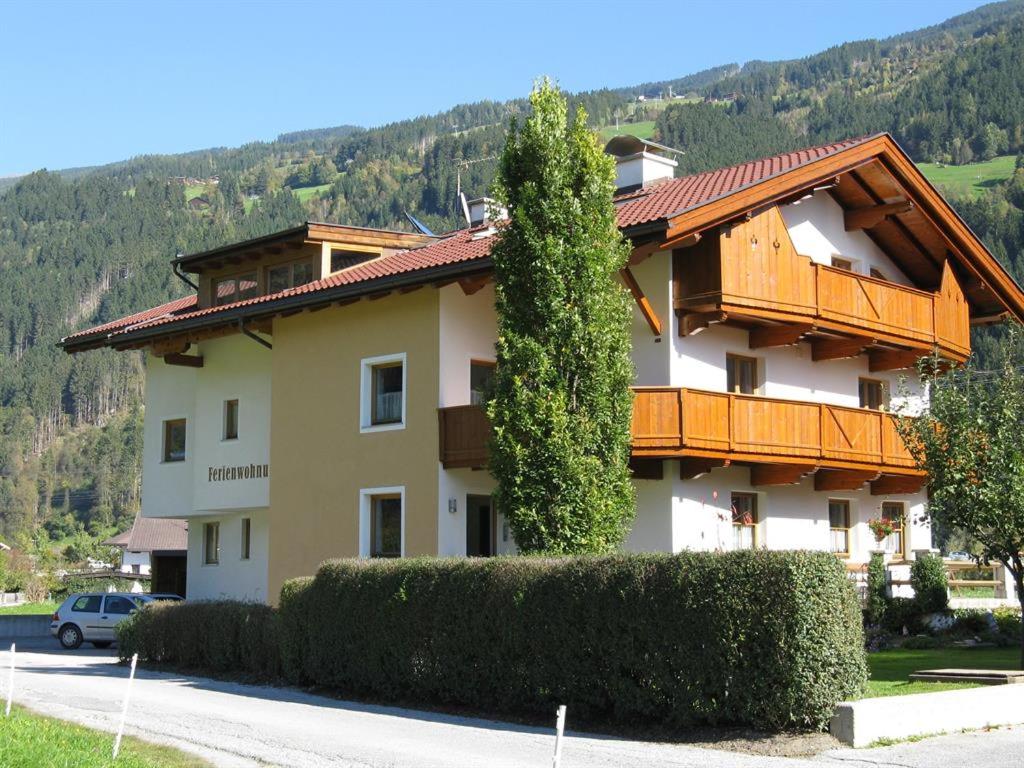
[631,387,924,493]
[438,404,491,469]
[440,388,925,494]
[674,206,971,367]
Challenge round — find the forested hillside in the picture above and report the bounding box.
[2,0,1024,565]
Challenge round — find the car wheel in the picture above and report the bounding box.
[91,641,112,649]
[58,624,83,650]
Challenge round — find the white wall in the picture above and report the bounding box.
[438,282,498,408]
[117,550,151,576]
[186,509,269,601]
[781,191,912,285]
[141,336,271,520]
[628,253,672,386]
[624,461,930,563]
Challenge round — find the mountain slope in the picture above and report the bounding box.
[2,1,1024,559]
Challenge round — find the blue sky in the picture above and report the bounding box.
[0,0,991,176]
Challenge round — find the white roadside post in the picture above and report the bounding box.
[5,643,14,717]
[552,704,567,768]
[112,653,139,760]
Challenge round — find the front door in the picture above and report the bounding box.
[466,495,495,557]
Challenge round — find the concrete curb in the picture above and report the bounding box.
[831,684,1024,747]
[0,615,53,639]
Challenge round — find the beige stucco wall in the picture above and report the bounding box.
[267,288,441,601]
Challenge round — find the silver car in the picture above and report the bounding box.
[50,592,183,649]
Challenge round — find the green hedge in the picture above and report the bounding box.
[910,554,949,614]
[280,551,865,730]
[116,600,280,678]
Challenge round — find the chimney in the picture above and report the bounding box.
[604,135,680,193]
[466,197,507,228]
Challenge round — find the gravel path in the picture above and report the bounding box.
[5,638,1022,768]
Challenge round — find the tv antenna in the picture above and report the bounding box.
[456,155,498,225]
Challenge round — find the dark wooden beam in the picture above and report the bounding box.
[164,353,204,368]
[621,267,662,337]
[750,463,815,487]
[869,349,921,372]
[679,310,726,337]
[749,323,813,350]
[679,457,729,480]
[629,459,664,481]
[628,240,661,265]
[871,474,926,496]
[844,201,913,231]
[458,275,489,296]
[367,290,392,301]
[814,469,878,492]
[661,230,702,251]
[812,336,874,362]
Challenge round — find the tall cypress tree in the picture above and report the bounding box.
[487,80,635,554]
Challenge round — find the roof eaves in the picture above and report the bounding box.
[100,256,495,349]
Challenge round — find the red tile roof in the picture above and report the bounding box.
[62,136,879,348]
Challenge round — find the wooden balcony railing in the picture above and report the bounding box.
[631,387,917,472]
[674,206,971,361]
[438,404,491,469]
[440,387,922,481]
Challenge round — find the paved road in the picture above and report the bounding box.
[5,638,1024,768]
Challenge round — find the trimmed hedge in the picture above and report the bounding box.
[116,600,280,678]
[280,551,865,730]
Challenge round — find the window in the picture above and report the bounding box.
[223,399,239,440]
[214,272,258,307]
[162,418,186,463]
[371,495,402,558]
[71,595,101,613]
[881,502,905,559]
[731,493,758,550]
[726,354,760,395]
[831,256,854,271]
[203,522,220,565]
[869,267,886,281]
[361,354,406,431]
[859,378,886,410]
[470,361,496,406]
[829,500,851,557]
[131,564,141,575]
[241,517,251,560]
[330,249,377,273]
[104,595,136,615]
[267,260,314,293]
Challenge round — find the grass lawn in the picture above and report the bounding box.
[598,120,657,142]
[0,602,57,616]
[292,183,332,203]
[863,646,1021,698]
[917,155,1017,197]
[0,706,210,767]
[183,184,207,202]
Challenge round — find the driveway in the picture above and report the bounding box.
[5,638,1023,768]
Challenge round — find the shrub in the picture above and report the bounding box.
[280,551,866,731]
[866,552,887,625]
[952,608,994,635]
[116,600,280,678]
[910,554,949,614]
[903,634,940,650]
[882,597,925,634]
[993,607,1022,636]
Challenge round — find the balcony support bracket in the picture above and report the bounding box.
[749,323,814,350]
[814,469,878,492]
[680,457,730,481]
[871,474,927,496]
[869,349,921,372]
[750,463,816,487]
[621,267,662,337]
[812,335,875,362]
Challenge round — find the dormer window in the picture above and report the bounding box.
[267,260,314,294]
[215,273,258,306]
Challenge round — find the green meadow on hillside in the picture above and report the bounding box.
[918,155,1017,196]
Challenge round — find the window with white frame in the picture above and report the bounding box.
[223,399,239,440]
[359,487,404,558]
[203,522,220,565]
[360,354,406,432]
